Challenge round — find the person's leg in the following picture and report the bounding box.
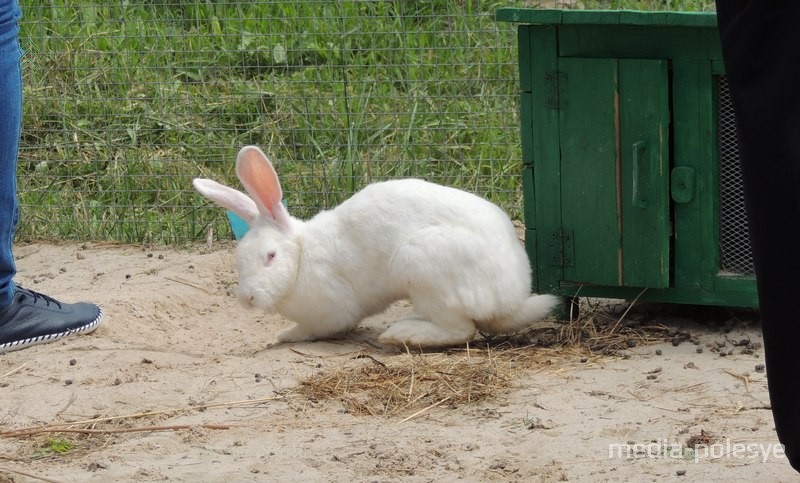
[0,0,104,353]
[716,0,800,471]
[0,0,21,306]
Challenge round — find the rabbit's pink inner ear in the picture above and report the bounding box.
[236,146,285,220]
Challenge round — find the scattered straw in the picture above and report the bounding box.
[0,395,284,440]
[296,348,518,417]
[609,288,648,334]
[164,276,214,295]
[0,465,62,483]
[296,299,673,419]
[1,424,232,438]
[399,397,452,423]
[564,302,669,352]
[1,363,27,379]
[722,368,751,393]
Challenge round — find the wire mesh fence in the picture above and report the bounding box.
[16,0,715,244]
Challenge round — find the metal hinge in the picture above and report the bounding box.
[548,229,574,267]
[545,71,568,110]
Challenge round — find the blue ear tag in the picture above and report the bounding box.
[226,200,288,240]
[226,211,249,240]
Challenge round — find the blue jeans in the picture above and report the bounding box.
[0,0,21,307]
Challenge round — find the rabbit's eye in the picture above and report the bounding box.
[265,251,276,265]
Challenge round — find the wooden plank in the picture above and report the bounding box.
[715,275,757,293]
[704,69,724,289]
[618,10,717,27]
[671,60,717,290]
[558,57,622,287]
[496,8,717,28]
[518,27,532,92]
[527,26,563,294]
[519,27,534,169]
[495,8,561,25]
[524,228,539,292]
[554,283,758,308]
[520,92,534,168]
[619,59,670,288]
[561,10,620,25]
[522,165,536,230]
[558,25,722,60]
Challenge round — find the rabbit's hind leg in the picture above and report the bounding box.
[377,312,475,348]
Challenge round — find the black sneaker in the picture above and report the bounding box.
[0,287,103,353]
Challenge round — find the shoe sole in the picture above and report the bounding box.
[0,308,104,353]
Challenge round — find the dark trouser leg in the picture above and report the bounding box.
[716,0,800,471]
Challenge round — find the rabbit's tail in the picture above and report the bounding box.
[485,294,560,334]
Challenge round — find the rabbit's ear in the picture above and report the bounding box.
[235,146,292,230]
[193,178,259,226]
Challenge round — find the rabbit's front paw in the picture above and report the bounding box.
[276,325,316,343]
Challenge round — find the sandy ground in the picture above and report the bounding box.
[0,242,797,482]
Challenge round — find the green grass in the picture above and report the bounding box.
[17,0,713,243]
[32,437,75,459]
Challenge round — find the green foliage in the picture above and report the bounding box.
[33,438,75,459]
[17,0,709,243]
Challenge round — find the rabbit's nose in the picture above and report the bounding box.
[237,290,254,309]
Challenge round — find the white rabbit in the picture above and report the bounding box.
[193,146,558,348]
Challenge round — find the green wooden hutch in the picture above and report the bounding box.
[496,9,758,310]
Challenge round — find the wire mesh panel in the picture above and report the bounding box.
[716,75,754,276]
[17,1,530,243]
[16,1,716,244]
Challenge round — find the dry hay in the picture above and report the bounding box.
[296,299,675,418]
[494,297,675,355]
[297,347,536,418]
[0,397,276,463]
